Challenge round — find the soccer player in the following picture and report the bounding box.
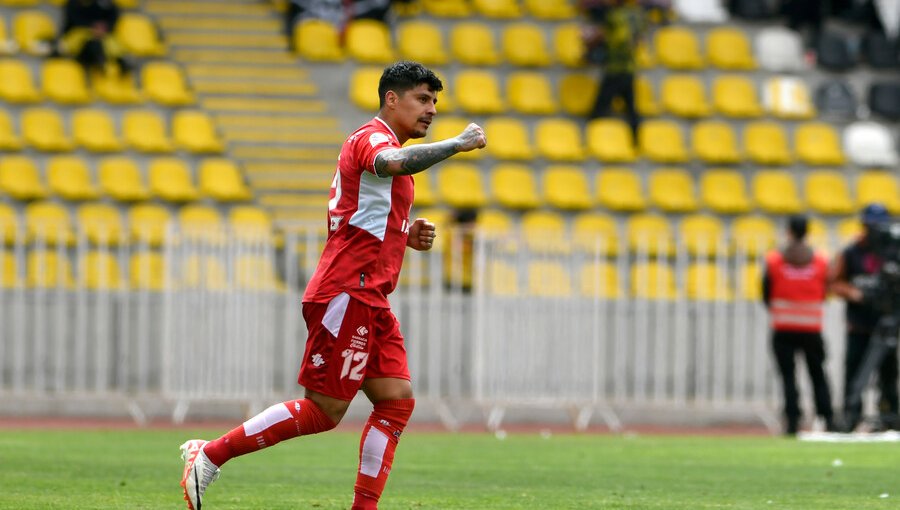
[179,60,486,510]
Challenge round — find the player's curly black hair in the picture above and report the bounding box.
[378,61,443,108]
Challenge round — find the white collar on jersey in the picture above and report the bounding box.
[373,116,400,143]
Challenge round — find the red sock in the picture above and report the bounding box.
[351,398,415,510]
[202,398,335,467]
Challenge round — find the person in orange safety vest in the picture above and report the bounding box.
[762,214,837,435]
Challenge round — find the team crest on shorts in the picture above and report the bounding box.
[311,353,325,367]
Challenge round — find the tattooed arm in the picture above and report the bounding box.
[374,123,487,177]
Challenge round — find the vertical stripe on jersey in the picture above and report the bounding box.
[322,292,351,337]
[349,171,393,241]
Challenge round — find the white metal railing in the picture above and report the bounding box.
[0,222,862,429]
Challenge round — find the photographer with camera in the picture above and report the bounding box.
[763,214,837,435]
[829,203,900,432]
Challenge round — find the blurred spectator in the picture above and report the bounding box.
[444,209,477,293]
[57,0,129,74]
[781,0,825,62]
[349,0,413,24]
[286,0,346,49]
[581,0,647,139]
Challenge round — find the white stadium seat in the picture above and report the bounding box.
[673,0,728,23]
[756,27,805,72]
[844,121,899,167]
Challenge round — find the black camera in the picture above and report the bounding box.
[864,221,900,315]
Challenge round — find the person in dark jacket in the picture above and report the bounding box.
[763,214,837,435]
[58,0,128,74]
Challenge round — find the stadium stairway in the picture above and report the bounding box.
[143,0,343,227]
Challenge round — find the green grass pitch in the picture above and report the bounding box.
[0,427,897,509]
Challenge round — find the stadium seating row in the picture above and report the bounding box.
[0,249,282,291]
[0,155,250,202]
[0,58,192,105]
[0,108,223,154]
[0,201,273,247]
[414,165,900,216]
[408,116,898,167]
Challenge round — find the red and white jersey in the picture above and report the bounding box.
[303,117,414,308]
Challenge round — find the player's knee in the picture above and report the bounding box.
[306,391,351,425]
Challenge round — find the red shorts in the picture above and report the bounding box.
[298,292,410,401]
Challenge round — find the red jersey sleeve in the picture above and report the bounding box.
[352,126,399,175]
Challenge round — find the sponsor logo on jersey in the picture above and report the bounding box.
[330,215,343,231]
[351,325,369,350]
[311,353,325,367]
[369,132,390,147]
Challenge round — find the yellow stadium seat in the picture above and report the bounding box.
[41,59,91,104]
[692,120,741,164]
[129,203,171,247]
[572,212,618,257]
[22,107,74,151]
[1,249,18,288]
[475,208,514,239]
[580,261,621,298]
[235,254,283,291]
[173,110,224,153]
[13,10,54,56]
[80,250,122,289]
[199,158,252,202]
[484,117,534,160]
[123,109,173,153]
[455,69,505,114]
[491,163,541,210]
[473,0,522,17]
[487,259,519,296]
[73,109,122,152]
[149,158,200,202]
[655,26,704,70]
[794,123,845,166]
[143,61,194,106]
[544,166,592,211]
[737,263,762,300]
[229,205,276,244]
[521,210,568,254]
[586,118,637,162]
[129,252,166,290]
[450,22,500,66]
[597,168,646,212]
[412,172,436,207]
[98,157,150,202]
[27,249,74,288]
[763,77,815,119]
[700,169,752,214]
[743,121,792,165]
[0,109,22,151]
[528,260,571,297]
[179,204,223,242]
[627,213,673,257]
[712,75,763,117]
[559,73,596,115]
[0,204,16,246]
[857,171,900,214]
[507,71,557,114]
[0,155,47,200]
[661,75,711,117]
[527,0,577,20]
[345,19,395,63]
[1,0,39,8]
[631,262,677,300]
[753,170,803,214]
[350,67,382,111]
[114,13,165,57]
[638,120,689,163]
[397,20,447,65]
[686,262,732,300]
[25,201,73,247]
[706,27,755,70]
[437,163,488,209]
[535,118,585,161]
[0,59,41,103]
[836,217,862,244]
[431,116,483,160]
[91,70,142,104]
[294,18,344,61]
[680,214,726,258]
[422,0,472,16]
[731,215,776,258]
[805,171,854,215]
[502,22,551,66]
[183,255,228,290]
[635,76,661,116]
[47,156,100,200]
[806,217,830,253]
[636,40,655,69]
[649,168,698,213]
[77,202,123,246]
[554,23,585,67]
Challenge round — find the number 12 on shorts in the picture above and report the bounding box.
[340,349,368,380]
